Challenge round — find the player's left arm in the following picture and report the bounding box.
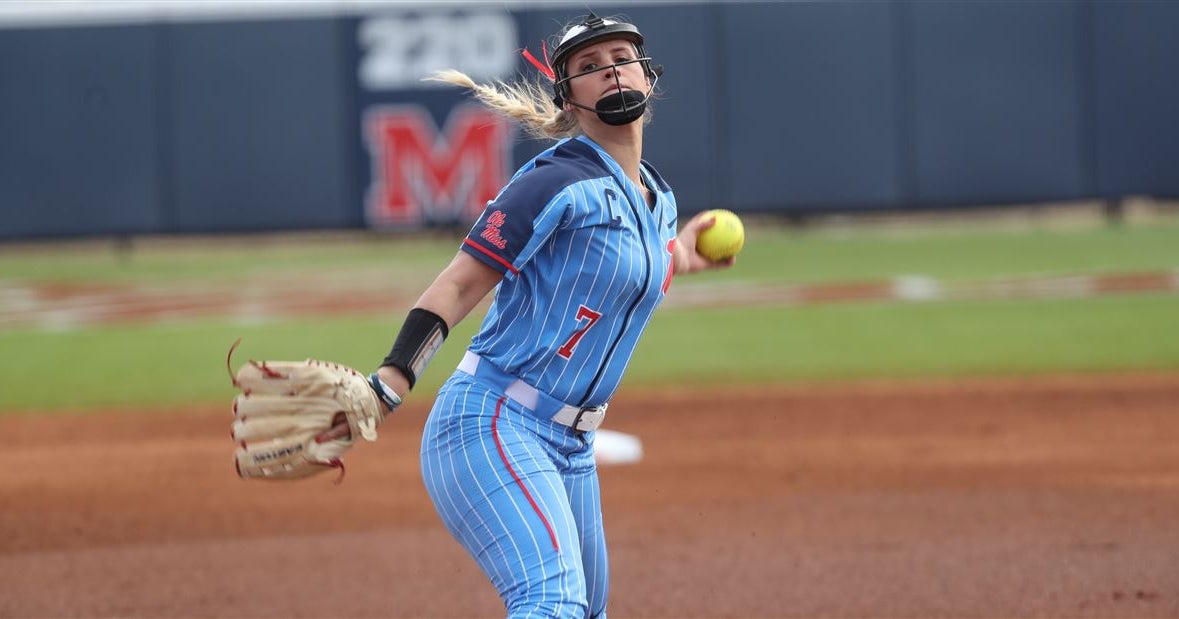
[673,210,735,274]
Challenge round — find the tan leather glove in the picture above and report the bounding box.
[230,356,399,481]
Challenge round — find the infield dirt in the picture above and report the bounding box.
[2,373,1178,618]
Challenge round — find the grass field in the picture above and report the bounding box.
[4,215,1179,284]
[2,212,1178,412]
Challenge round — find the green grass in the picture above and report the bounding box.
[0,233,460,284]
[698,219,1179,284]
[2,218,1178,412]
[3,293,1177,412]
[4,220,1179,288]
[629,294,1179,385]
[0,314,482,412]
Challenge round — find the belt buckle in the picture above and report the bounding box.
[570,403,607,432]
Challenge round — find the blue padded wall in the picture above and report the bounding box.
[722,1,903,211]
[907,0,1087,205]
[0,25,160,239]
[164,18,350,233]
[4,2,1179,240]
[1091,0,1179,198]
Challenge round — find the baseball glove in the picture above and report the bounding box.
[228,343,399,482]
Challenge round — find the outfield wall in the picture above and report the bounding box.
[2,1,1177,240]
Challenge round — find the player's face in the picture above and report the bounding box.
[562,39,650,110]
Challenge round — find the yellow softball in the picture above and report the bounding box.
[695,209,745,262]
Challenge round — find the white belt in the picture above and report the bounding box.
[457,351,607,432]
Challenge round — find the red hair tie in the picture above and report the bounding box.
[522,40,555,81]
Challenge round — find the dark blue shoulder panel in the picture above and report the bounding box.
[496,139,610,221]
[462,139,611,274]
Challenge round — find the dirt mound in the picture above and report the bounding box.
[2,374,1178,617]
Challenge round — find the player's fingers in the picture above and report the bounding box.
[688,250,734,271]
[317,422,351,442]
[693,212,718,230]
[705,257,733,269]
[315,413,352,442]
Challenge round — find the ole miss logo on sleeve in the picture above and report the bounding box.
[480,210,509,250]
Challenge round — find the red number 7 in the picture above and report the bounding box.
[557,305,603,360]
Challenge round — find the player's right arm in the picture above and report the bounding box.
[375,251,502,396]
[374,148,573,400]
[413,252,503,332]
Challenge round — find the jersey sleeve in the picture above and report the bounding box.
[461,167,573,279]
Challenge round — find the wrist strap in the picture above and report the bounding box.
[381,307,449,389]
[368,373,403,412]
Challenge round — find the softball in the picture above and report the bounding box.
[695,209,745,262]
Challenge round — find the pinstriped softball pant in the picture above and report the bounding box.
[421,373,608,619]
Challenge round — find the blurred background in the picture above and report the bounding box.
[3,4,1179,617]
[2,0,1177,240]
[2,0,1179,408]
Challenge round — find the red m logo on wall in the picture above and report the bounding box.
[364,105,511,226]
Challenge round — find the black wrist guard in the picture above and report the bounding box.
[381,308,449,389]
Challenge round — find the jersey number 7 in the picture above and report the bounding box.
[557,305,603,360]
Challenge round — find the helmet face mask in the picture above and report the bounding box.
[549,14,662,126]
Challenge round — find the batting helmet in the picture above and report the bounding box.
[547,13,663,126]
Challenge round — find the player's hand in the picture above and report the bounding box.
[674,211,736,274]
[319,368,405,444]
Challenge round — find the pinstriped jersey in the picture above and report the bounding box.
[460,135,677,408]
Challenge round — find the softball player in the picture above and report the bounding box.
[373,14,734,618]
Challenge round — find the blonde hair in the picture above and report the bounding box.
[427,69,581,140]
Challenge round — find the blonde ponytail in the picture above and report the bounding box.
[427,69,580,140]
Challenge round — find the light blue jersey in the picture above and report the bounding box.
[461,135,678,406]
[421,135,678,618]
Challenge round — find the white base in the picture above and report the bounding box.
[593,429,643,465]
